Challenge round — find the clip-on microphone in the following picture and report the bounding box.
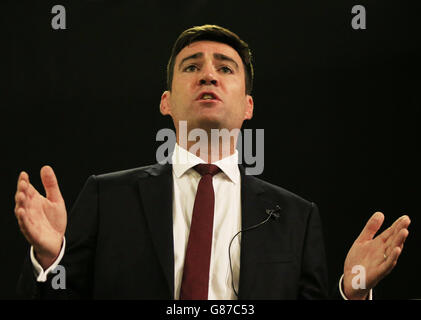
[265,205,282,220]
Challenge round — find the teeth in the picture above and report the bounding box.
[202,94,214,100]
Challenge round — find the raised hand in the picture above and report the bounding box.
[14,165,67,269]
[343,212,411,300]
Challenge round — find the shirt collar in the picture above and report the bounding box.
[171,143,240,184]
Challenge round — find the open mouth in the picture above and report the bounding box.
[196,92,221,101]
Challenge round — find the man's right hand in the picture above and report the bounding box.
[14,165,67,270]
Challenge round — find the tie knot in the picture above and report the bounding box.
[194,164,221,177]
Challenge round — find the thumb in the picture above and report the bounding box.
[356,211,384,243]
[40,165,63,202]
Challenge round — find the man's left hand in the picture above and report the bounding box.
[343,212,411,300]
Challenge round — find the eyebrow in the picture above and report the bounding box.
[214,53,239,70]
[178,52,239,71]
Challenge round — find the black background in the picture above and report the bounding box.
[1,0,419,299]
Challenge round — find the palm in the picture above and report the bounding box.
[25,186,66,248]
[15,166,67,261]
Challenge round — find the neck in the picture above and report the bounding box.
[177,130,239,163]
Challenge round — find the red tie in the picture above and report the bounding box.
[179,164,221,300]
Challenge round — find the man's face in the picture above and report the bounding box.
[160,40,253,135]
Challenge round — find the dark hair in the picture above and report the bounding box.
[166,24,254,94]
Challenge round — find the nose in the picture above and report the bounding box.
[198,64,218,86]
[199,78,217,86]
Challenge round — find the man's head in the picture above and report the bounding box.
[166,25,254,95]
[160,25,254,136]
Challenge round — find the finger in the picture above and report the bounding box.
[385,228,408,257]
[40,165,63,202]
[391,228,409,249]
[397,216,411,231]
[392,216,411,247]
[17,173,39,200]
[14,191,26,209]
[16,177,28,195]
[15,206,25,221]
[379,215,410,243]
[19,172,33,196]
[357,212,384,242]
[17,171,29,187]
[383,216,411,251]
[15,179,29,212]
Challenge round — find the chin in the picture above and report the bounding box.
[196,114,226,130]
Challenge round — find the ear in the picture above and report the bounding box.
[244,95,254,120]
[160,90,172,115]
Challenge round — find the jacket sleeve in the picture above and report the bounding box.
[298,203,329,299]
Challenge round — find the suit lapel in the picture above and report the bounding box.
[137,163,174,298]
[238,166,263,298]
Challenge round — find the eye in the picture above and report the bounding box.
[220,66,233,74]
[184,65,198,72]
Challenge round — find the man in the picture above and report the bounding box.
[14,25,410,299]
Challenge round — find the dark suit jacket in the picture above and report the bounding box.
[17,163,330,299]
